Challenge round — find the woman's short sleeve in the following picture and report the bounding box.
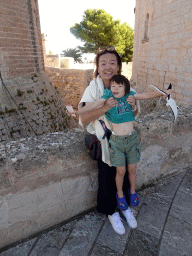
[80,86,95,103]
[79,80,100,103]
[101,89,113,100]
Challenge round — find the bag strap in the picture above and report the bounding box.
[99,120,109,140]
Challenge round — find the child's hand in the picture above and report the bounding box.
[127,95,136,109]
[65,105,76,116]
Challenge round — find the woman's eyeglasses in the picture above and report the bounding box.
[97,46,116,54]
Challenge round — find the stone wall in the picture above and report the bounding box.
[0,72,74,143]
[45,67,94,109]
[122,62,133,80]
[44,49,132,76]
[0,106,191,248]
[132,0,192,110]
[0,0,44,80]
[0,3,75,143]
[45,55,75,69]
[44,63,133,110]
[45,55,60,68]
[60,57,74,69]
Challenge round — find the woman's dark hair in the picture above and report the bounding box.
[94,48,122,78]
[110,74,130,95]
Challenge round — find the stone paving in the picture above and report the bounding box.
[0,166,191,256]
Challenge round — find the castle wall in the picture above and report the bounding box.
[0,106,191,248]
[0,0,44,80]
[132,0,192,109]
[45,55,60,68]
[45,55,75,69]
[44,63,132,110]
[60,57,74,69]
[0,2,74,143]
[0,0,191,248]
[122,62,133,80]
[45,67,94,109]
[0,72,75,142]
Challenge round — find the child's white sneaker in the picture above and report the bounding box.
[108,212,125,235]
[122,208,137,229]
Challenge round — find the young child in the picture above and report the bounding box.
[67,75,170,219]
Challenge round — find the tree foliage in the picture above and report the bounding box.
[70,9,134,62]
[61,47,82,63]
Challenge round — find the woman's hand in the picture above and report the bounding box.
[104,97,118,111]
[127,95,136,110]
[65,105,76,117]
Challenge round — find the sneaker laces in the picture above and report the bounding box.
[125,208,135,220]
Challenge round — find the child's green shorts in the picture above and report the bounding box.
[109,130,141,167]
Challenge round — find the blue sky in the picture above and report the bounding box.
[38,0,136,54]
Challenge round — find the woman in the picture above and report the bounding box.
[78,47,138,235]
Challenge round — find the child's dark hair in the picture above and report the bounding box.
[110,74,130,95]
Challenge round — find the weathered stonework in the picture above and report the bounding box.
[135,106,192,186]
[133,0,192,111]
[44,55,74,69]
[45,67,94,109]
[0,72,74,142]
[0,106,191,248]
[0,0,44,80]
[1,1,191,250]
[44,64,133,111]
[122,62,133,80]
[44,55,60,68]
[0,129,98,248]
[0,2,76,143]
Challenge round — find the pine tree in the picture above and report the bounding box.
[70,9,134,62]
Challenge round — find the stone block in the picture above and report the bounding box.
[159,216,192,256]
[0,172,98,248]
[96,217,131,254]
[8,191,38,210]
[60,175,98,218]
[36,182,63,212]
[0,219,39,249]
[8,201,38,226]
[45,67,93,109]
[0,161,10,189]
[59,212,105,256]
[30,227,70,256]
[0,196,9,230]
[137,145,169,187]
[0,238,37,256]
[180,168,192,190]
[154,171,186,198]
[169,186,192,225]
[91,243,121,256]
[35,205,67,232]
[137,193,170,239]
[0,106,192,249]
[124,229,158,256]
[133,0,192,107]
